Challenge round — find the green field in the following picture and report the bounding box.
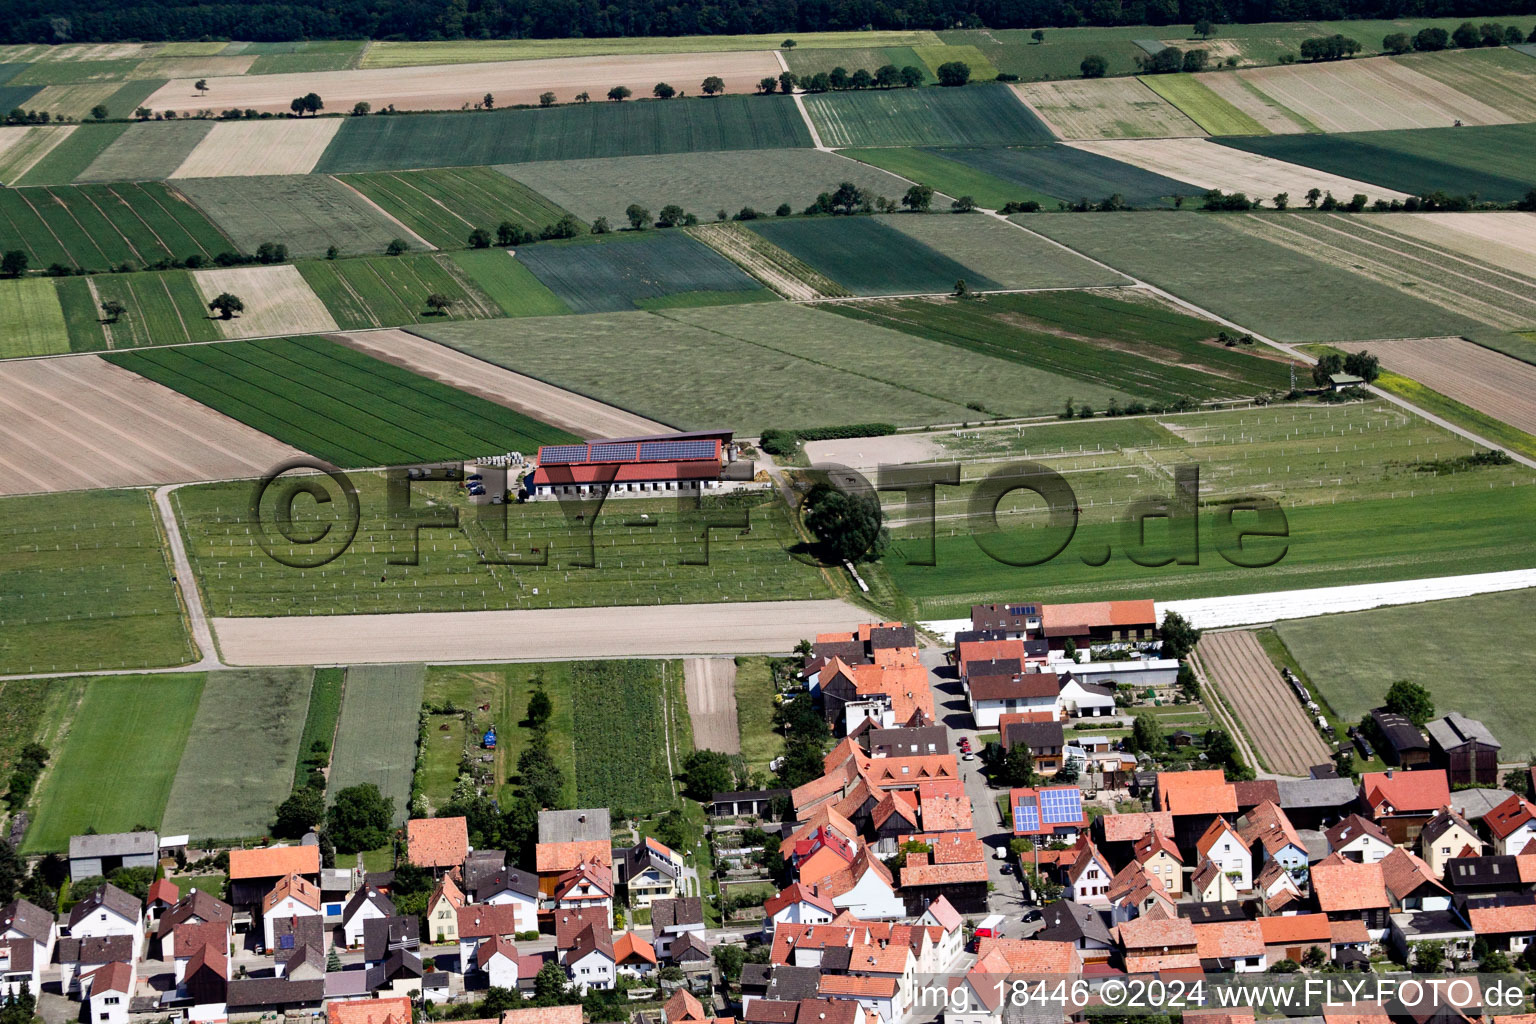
[936,144,1199,207]
[1215,122,1536,203]
[784,45,937,82]
[734,656,782,774]
[873,213,1129,290]
[100,79,165,119]
[748,216,1001,294]
[0,84,41,110]
[242,40,366,74]
[912,43,1001,80]
[0,489,193,676]
[295,666,344,788]
[0,676,82,779]
[1141,74,1269,135]
[840,148,1048,209]
[13,123,127,186]
[1277,588,1536,760]
[174,474,829,615]
[423,301,1124,431]
[297,253,503,328]
[1026,212,1484,343]
[51,277,105,350]
[499,149,914,227]
[9,59,135,85]
[106,335,578,467]
[329,664,425,823]
[516,231,768,313]
[804,84,1054,147]
[0,277,69,357]
[0,182,235,272]
[176,174,425,258]
[444,249,571,317]
[24,674,205,852]
[827,289,1295,402]
[161,668,314,841]
[338,167,574,250]
[360,31,944,67]
[89,270,222,348]
[314,95,812,174]
[74,120,212,182]
[0,126,74,185]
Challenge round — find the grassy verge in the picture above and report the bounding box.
[1374,369,1536,461]
[294,667,344,789]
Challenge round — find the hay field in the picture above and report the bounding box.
[0,354,303,495]
[128,54,255,82]
[1395,49,1536,122]
[169,118,343,177]
[1192,71,1314,133]
[1067,138,1409,201]
[874,213,1128,290]
[175,174,421,257]
[1386,212,1536,278]
[691,221,852,299]
[1236,57,1510,132]
[340,166,571,249]
[298,254,503,328]
[0,278,69,358]
[1012,77,1204,139]
[1335,337,1536,437]
[749,215,998,295]
[0,125,75,184]
[75,120,212,182]
[22,83,119,118]
[360,31,942,66]
[143,50,781,114]
[192,265,339,338]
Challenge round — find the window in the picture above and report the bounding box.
[104,998,120,1005]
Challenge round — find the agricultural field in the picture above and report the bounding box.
[839,148,1043,209]
[191,264,339,338]
[11,122,126,186]
[175,473,828,615]
[1140,74,1268,136]
[130,54,255,83]
[0,676,81,781]
[498,149,911,227]
[1385,212,1536,278]
[360,31,943,67]
[328,664,425,822]
[23,80,157,120]
[805,84,1054,147]
[1234,55,1511,133]
[175,174,422,257]
[571,659,687,812]
[1215,123,1536,203]
[298,253,506,328]
[1012,78,1203,140]
[689,222,851,300]
[313,95,812,173]
[1068,139,1409,203]
[1026,212,1484,342]
[1335,337,1536,438]
[1193,630,1332,776]
[0,182,235,272]
[784,45,935,81]
[0,83,40,110]
[54,276,107,350]
[295,667,344,787]
[1397,48,1536,122]
[874,213,1128,290]
[1276,588,1536,759]
[0,488,192,676]
[747,216,997,295]
[442,250,572,317]
[1181,71,1315,134]
[22,674,205,852]
[106,335,577,467]
[422,301,1125,431]
[143,50,782,115]
[515,231,769,313]
[88,269,223,348]
[0,354,303,494]
[0,278,68,357]
[242,40,367,75]
[921,144,1200,207]
[161,668,314,840]
[170,119,344,178]
[75,120,213,182]
[0,125,75,184]
[339,166,573,249]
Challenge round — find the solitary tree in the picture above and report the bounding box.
[902,184,934,211]
[1273,191,1289,210]
[425,292,452,315]
[653,81,676,99]
[1130,713,1167,754]
[352,101,370,115]
[539,91,556,107]
[951,195,976,212]
[701,75,725,95]
[195,78,208,95]
[782,38,797,49]
[134,106,151,120]
[1080,54,1108,78]
[100,298,126,322]
[1384,679,1435,725]
[5,248,33,276]
[625,204,652,230]
[590,216,610,234]
[574,91,590,103]
[208,292,244,320]
[89,104,108,120]
[757,76,777,94]
[936,61,971,86]
[1194,18,1215,38]
[1031,29,1045,43]
[483,92,494,109]
[607,85,631,101]
[1305,187,1322,207]
[386,238,410,255]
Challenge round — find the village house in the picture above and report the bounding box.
[1189,859,1239,904]
[1197,817,1252,892]
[1002,720,1065,775]
[1,899,57,977]
[1155,770,1239,849]
[426,876,465,944]
[67,884,144,961]
[82,959,134,1024]
[1239,801,1309,881]
[649,897,705,959]
[471,867,541,933]
[915,895,965,967]
[1380,848,1451,913]
[1033,898,1114,963]
[456,903,524,968]
[341,886,394,948]
[1009,785,1089,844]
[1117,915,1200,974]
[899,832,989,916]
[262,874,322,954]
[1258,913,1332,967]
[1107,861,1177,924]
[1042,600,1159,650]
[58,935,133,998]
[1359,769,1451,844]
[965,668,1059,729]
[1193,920,1267,973]
[1486,794,1536,855]
[1325,815,1395,864]
[476,936,522,990]
[1464,899,1536,956]
[156,889,231,961]
[614,932,658,979]
[228,845,321,914]
[550,859,614,922]
[1130,829,1184,898]
[1254,860,1303,912]
[1055,674,1118,719]
[763,883,836,936]
[1310,853,1391,941]
[617,836,685,907]
[1419,808,1485,878]
[969,603,1041,639]
[406,816,469,876]
[1064,838,1113,905]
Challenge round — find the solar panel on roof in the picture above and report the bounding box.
[1041,788,1083,825]
[1014,802,1039,833]
[638,439,717,461]
[588,442,640,462]
[539,445,589,464]
[1009,604,1038,615]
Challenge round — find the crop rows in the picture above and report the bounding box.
[516,231,764,313]
[340,167,574,249]
[571,659,680,813]
[90,269,221,348]
[749,216,998,296]
[0,182,232,271]
[804,83,1054,148]
[298,254,501,329]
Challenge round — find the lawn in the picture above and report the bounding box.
[0,278,69,357]
[295,666,344,788]
[23,673,205,852]
[360,31,943,66]
[338,167,575,250]
[174,475,829,616]
[106,335,578,467]
[747,216,999,295]
[443,249,571,317]
[74,120,213,182]
[314,95,812,173]
[516,231,768,313]
[804,83,1053,147]
[175,174,425,257]
[872,213,1128,290]
[88,269,222,348]
[733,656,783,774]
[0,182,235,272]
[0,488,193,676]
[1141,74,1269,136]
[329,663,425,823]
[297,253,504,328]
[12,122,126,186]
[1278,588,1536,761]
[161,668,314,841]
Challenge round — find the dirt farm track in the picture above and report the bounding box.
[1193,629,1332,777]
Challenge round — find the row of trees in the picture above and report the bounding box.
[1385,21,1534,52]
[770,64,928,93]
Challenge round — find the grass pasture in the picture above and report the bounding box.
[1141,73,1269,135]
[161,668,314,841]
[0,182,234,272]
[329,664,425,823]
[0,676,81,779]
[106,335,577,467]
[747,216,998,295]
[338,166,571,250]
[0,277,69,357]
[89,269,222,348]
[54,277,109,351]
[23,674,204,852]
[298,253,503,328]
[444,249,571,317]
[805,84,1053,147]
[314,95,812,174]
[175,174,419,257]
[0,488,193,676]
[12,122,126,186]
[75,120,213,182]
[1277,589,1536,759]
[1012,78,1204,140]
[516,231,768,313]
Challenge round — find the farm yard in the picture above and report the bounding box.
[1011,77,1203,139]
[298,254,503,328]
[106,335,577,467]
[327,663,425,823]
[1193,630,1332,776]
[339,166,573,249]
[515,231,770,313]
[1335,337,1536,438]
[805,85,1054,148]
[175,174,425,257]
[170,119,344,178]
[0,182,234,272]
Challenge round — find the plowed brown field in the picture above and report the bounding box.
[1196,629,1331,776]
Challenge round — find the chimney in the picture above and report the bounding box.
[1386,768,1394,779]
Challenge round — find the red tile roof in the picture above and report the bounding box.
[975,937,1080,974]
[328,997,413,1024]
[229,846,319,881]
[1258,914,1331,946]
[819,975,897,999]
[91,961,133,995]
[1100,812,1175,843]
[1361,770,1450,815]
[763,883,833,918]
[1468,903,1536,935]
[614,932,657,965]
[1486,794,1536,840]
[147,878,179,906]
[457,904,524,940]
[1310,856,1389,913]
[1193,921,1264,961]
[1118,915,1196,952]
[535,840,611,874]
[407,817,469,869]
[1156,771,1237,816]
[262,873,321,914]
[1379,848,1447,901]
[917,780,972,833]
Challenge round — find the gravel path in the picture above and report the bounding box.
[1195,629,1330,777]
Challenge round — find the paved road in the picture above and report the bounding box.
[154,482,225,670]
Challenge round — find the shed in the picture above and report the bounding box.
[69,832,158,881]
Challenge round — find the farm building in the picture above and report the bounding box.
[526,430,746,499]
[1328,373,1366,392]
[1426,713,1502,787]
[1368,708,1430,768]
[69,832,158,882]
[1041,600,1159,650]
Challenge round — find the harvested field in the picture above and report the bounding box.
[191,264,338,339]
[748,216,1000,295]
[926,143,1199,207]
[498,149,913,227]
[175,174,421,257]
[443,250,571,317]
[1194,630,1330,777]
[1235,56,1510,132]
[1140,73,1268,136]
[0,354,303,495]
[74,120,212,182]
[1393,50,1536,122]
[143,50,781,115]
[335,328,666,437]
[22,82,118,118]
[329,664,424,822]
[0,182,235,273]
[0,278,69,357]
[0,125,75,184]
[12,122,125,186]
[875,212,1128,290]
[1067,138,1410,202]
[169,118,342,177]
[1192,71,1313,133]
[128,55,254,81]
[1335,337,1536,438]
[1385,212,1536,278]
[682,658,740,754]
[314,94,811,173]
[690,221,849,299]
[1012,77,1204,140]
[360,31,942,66]
[298,253,504,328]
[804,84,1054,147]
[516,232,767,313]
[340,166,572,249]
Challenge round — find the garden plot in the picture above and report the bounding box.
[170,118,343,177]
[175,174,421,257]
[0,125,75,184]
[1194,631,1331,776]
[1335,337,1536,438]
[1068,138,1409,202]
[1012,77,1204,139]
[191,265,338,338]
[1385,212,1536,278]
[143,50,781,114]
[0,354,303,494]
[1235,57,1510,133]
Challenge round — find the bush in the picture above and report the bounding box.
[1001,200,1041,213]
